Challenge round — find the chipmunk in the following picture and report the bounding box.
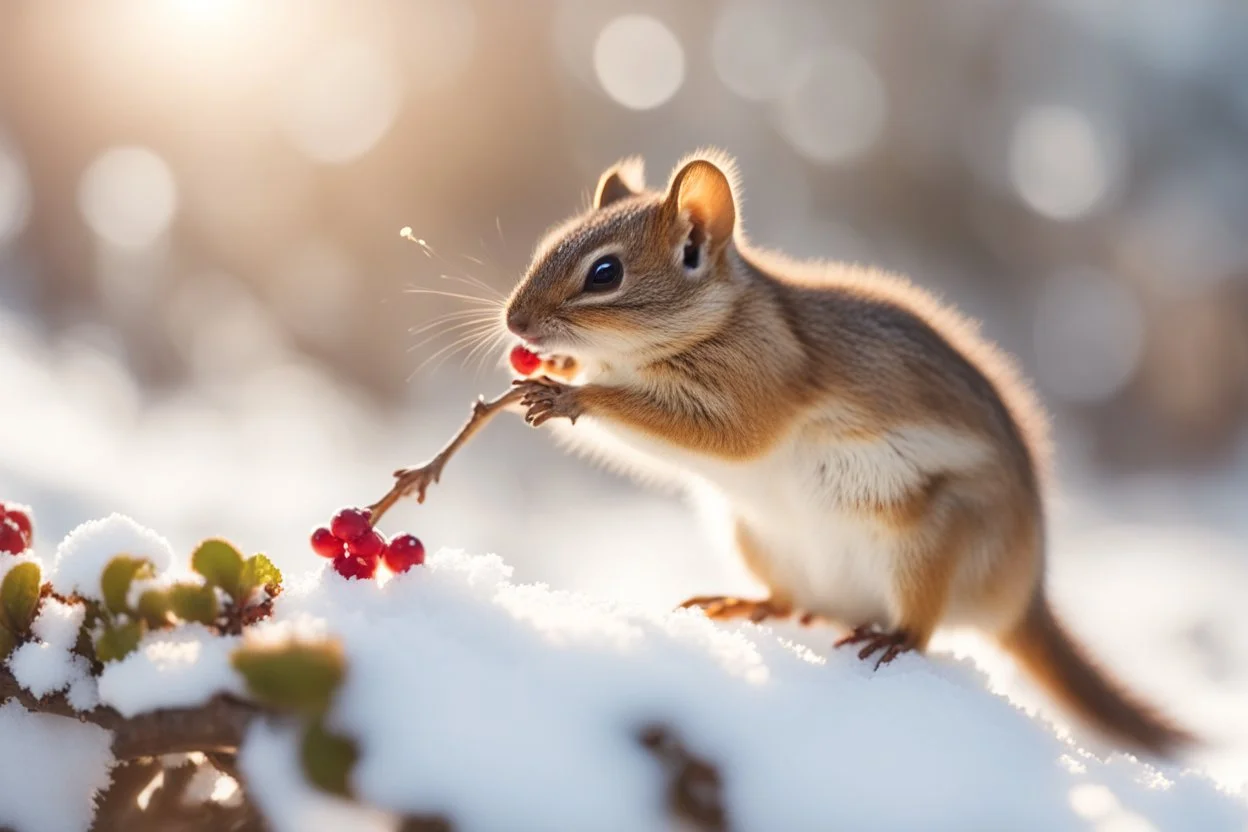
[502,149,1191,756]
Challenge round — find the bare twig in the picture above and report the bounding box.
[368,387,524,526]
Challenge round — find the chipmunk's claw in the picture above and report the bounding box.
[835,626,915,670]
[679,595,792,623]
[515,379,584,427]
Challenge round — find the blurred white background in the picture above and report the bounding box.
[2,0,1247,790]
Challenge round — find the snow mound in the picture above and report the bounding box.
[0,701,113,832]
[31,597,86,649]
[236,550,1248,832]
[97,623,244,718]
[7,641,90,698]
[51,513,175,600]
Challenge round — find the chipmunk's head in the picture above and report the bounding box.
[505,150,744,369]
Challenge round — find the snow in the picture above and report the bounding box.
[0,550,43,584]
[7,641,90,698]
[232,549,1248,832]
[8,599,92,699]
[97,623,244,718]
[0,700,114,832]
[31,597,86,649]
[51,513,175,600]
[67,672,101,712]
[7,506,1246,831]
[240,720,399,832]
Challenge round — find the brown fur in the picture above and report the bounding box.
[1001,598,1194,755]
[504,149,1192,757]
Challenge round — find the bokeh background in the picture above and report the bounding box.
[2,0,1247,788]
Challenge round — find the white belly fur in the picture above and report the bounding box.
[556,415,993,627]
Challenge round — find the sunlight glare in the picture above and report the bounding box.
[1010,105,1117,220]
[593,15,685,110]
[280,41,402,164]
[1069,783,1118,819]
[1033,268,1144,405]
[78,146,178,248]
[776,47,887,164]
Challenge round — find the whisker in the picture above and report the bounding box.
[401,287,502,306]
[464,326,509,375]
[437,273,505,300]
[406,320,499,353]
[412,329,493,375]
[477,331,513,377]
[407,309,499,337]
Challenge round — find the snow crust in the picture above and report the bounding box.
[51,513,175,600]
[238,550,1248,832]
[0,701,113,832]
[97,623,244,718]
[7,512,1248,831]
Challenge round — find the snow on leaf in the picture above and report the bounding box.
[31,597,86,650]
[52,514,174,601]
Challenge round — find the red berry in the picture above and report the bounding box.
[0,519,25,555]
[385,534,426,573]
[310,527,344,559]
[330,507,372,542]
[332,552,379,580]
[0,505,32,547]
[347,529,386,558]
[509,344,542,376]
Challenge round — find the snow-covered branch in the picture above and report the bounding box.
[0,666,256,760]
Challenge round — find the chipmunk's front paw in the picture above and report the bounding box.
[514,378,584,427]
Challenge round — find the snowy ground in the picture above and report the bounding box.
[2,309,1248,829]
[4,518,1248,832]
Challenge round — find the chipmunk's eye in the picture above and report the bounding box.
[583,254,623,293]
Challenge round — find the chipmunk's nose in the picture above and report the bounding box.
[506,311,540,341]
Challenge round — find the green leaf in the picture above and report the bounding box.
[0,625,16,660]
[94,619,145,663]
[191,539,245,600]
[239,554,282,602]
[1,561,42,635]
[231,640,345,716]
[100,556,154,616]
[168,583,218,625]
[136,588,172,628]
[300,719,358,797]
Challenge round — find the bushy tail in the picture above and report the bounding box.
[1000,597,1194,756]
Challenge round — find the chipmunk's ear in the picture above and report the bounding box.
[593,156,646,209]
[663,152,738,271]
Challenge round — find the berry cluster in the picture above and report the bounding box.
[0,501,33,555]
[310,507,425,580]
